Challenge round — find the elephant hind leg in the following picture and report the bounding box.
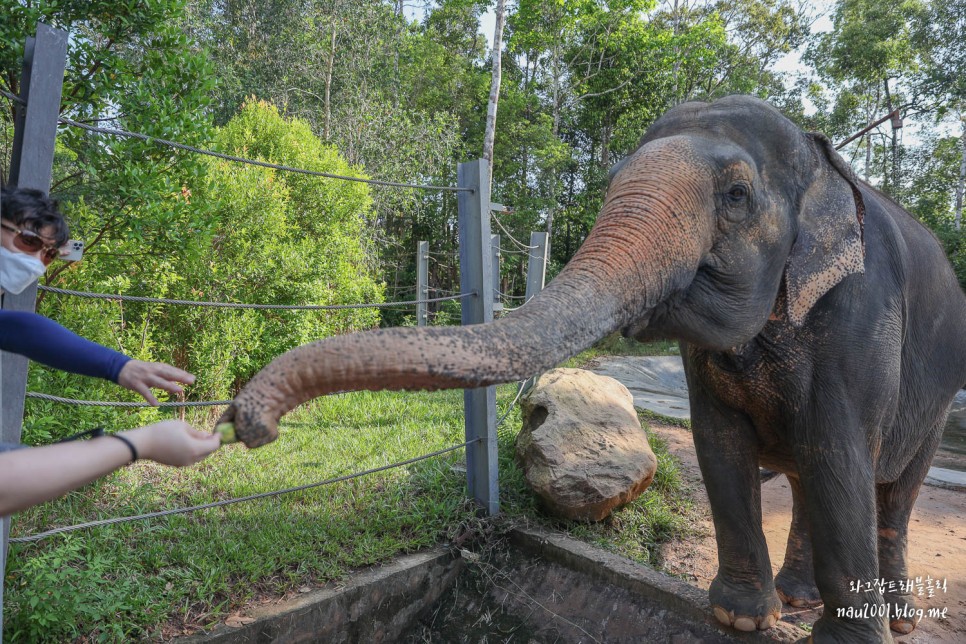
[876,424,944,635]
[774,474,822,608]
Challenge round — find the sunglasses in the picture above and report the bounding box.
[1,221,61,265]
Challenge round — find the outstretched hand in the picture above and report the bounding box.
[122,420,222,466]
[117,360,195,405]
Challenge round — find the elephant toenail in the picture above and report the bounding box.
[713,606,732,625]
[734,616,757,631]
[761,613,778,629]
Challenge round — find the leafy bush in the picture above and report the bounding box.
[29,100,384,441]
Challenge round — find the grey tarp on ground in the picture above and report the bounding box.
[588,355,690,419]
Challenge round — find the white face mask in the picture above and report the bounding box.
[0,246,47,295]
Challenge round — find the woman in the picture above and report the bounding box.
[0,186,220,516]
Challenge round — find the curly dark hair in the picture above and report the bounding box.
[0,186,70,247]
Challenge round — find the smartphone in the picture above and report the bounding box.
[62,239,84,262]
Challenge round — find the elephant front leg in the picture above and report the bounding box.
[775,474,822,607]
[690,400,782,632]
[795,434,892,642]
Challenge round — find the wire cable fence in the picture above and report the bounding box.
[8,437,480,544]
[24,392,230,407]
[59,116,471,193]
[9,61,525,549]
[492,213,537,251]
[0,87,25,105]
[38,284,473,310]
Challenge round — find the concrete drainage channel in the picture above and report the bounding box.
[181,527,807,643]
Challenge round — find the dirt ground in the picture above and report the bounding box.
[651,422,966,643]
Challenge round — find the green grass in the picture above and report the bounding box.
[4,344,690,642]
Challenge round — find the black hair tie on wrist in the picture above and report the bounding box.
[110,433,139,463]
[56,427,137,463]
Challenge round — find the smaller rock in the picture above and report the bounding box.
[516,368,657,521]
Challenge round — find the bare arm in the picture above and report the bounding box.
[0,421,221,517]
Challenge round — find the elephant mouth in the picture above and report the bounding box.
[620,311,655,339]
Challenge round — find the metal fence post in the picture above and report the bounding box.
[416,241,428,327]
[1,23,69,638]
[525,231,549,302]
[490,234,502,313]
[457,159,498,516]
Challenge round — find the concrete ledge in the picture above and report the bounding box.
[925,466,966,490]
[177,529,811,642]
[181,547,462,643]
[510,526,809,642]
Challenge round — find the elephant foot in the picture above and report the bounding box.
[775,568,822,608]
[885,592,921,635]
[709,576,782,632]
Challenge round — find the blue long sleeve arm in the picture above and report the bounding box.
[0,310,130,382]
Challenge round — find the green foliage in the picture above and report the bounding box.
[815,0,926,83]
[4,537,145,642]
[23,101,385,441]
[1,0,220,442]
[172,100,384,399]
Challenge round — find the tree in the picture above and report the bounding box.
[186,1,473,319]
[911,0,966,230]
[482,0,506,173]
[166,100,385,400]
[1,0,220,441]
[807,0,927,192]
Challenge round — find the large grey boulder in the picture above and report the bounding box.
[516,368,657,521]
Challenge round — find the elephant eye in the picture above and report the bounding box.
[727,184,749,202]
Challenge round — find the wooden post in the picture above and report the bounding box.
[490,234,502,312]
[457,159,498,516]
[525,231,549,302]
[416,241,428,327]
[1,23,69,637]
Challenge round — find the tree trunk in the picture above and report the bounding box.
[482,0,506,177]
[884,79,897,195]
[671,0,682,103]
[956,115,965,231]
[600,117,612,169]
[324,23,337,140]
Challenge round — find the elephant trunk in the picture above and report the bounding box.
[221,138,711,447]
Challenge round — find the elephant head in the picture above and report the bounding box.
[219,95,865,447]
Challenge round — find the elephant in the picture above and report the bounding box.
[218,95,966,642]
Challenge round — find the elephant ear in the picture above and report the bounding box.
[783,132,865,326]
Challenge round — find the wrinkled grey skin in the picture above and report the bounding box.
[221,96,966,642]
